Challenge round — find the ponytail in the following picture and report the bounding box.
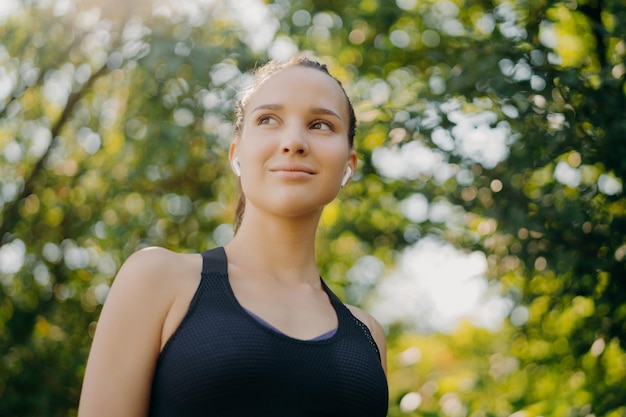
[233,179,245,233]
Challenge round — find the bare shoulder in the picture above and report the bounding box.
[346,304,388,373]
[345,304,385,340]
[118,246,196,280]
[79,247,202,416]
[113,247,200,292]
[102,246,203,336]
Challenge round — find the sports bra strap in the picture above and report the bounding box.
[200,247,228,276]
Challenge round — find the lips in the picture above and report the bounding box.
[269,164,316,175]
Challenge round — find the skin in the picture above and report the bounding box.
[78,65,387,417]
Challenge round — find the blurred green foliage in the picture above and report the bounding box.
[0,0,625,415]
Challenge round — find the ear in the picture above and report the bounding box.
[229,142,240,177]
[342,150,357,187]
[348,150,357,173]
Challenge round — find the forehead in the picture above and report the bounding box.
[245,66,349,119]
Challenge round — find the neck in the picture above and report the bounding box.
[224,208,322,284]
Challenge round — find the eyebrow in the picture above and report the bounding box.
[251,104,342,120]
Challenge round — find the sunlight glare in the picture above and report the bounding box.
[371,236,510,332]
[0,239,26,274]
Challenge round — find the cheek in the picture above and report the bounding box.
[237,135,272,163]
[321,142,351,166]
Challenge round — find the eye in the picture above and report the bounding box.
[310,120,333,131]
[257,115,278,125]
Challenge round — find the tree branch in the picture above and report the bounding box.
[0,64,109,243]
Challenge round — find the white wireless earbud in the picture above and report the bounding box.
[341,167,352,187]
[232,157,241,177]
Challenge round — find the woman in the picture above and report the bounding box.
[78,56,388,416]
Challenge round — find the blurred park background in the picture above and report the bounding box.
[1,0,625,415]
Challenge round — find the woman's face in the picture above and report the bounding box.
[231,65,356,220]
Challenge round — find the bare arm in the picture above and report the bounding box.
[78,248,181,417]
[346,305,388,375]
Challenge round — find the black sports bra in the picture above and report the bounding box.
[148,247,388,417]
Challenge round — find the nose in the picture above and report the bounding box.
[280,124,309,155]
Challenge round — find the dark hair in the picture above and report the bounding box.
[232,55,357,232]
